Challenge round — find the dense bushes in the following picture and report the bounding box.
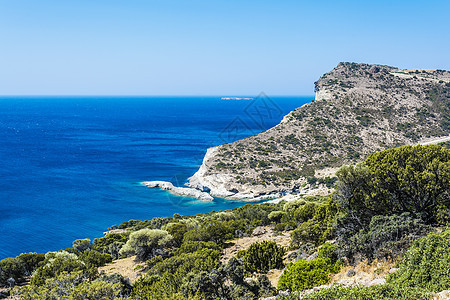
[119,229,173,260]
[278,284,431,300]
[237,241,285,273]
[337,213,432,261]
[4,144,449,299]
[178,257,276,300]
[277,257,340,291]
[0,257,25,287]
[290,196,339,247]
[335,145,450,227]
[332,144,449,261]
[93,232,129,259]
[132,248,220,298]
[13,271,132,300]
[0,253,45,287]
[79,250,113,268]
[30,251,90,286]
[388,229,450,291]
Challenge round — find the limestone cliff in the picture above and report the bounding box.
[188,62,450,199]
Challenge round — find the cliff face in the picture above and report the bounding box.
[188,62,450,198]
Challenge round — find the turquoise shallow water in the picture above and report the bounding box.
[0,95,311,258]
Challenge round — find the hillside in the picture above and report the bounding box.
[188,63,450,199]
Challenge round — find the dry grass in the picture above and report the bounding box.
[98,255,146,283]
[220,226,291,265]
[331,259,396,287]
[220,226,292,287]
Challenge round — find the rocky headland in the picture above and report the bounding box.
[187,62,450,199]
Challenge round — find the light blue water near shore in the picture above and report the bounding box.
[0,96,311,259]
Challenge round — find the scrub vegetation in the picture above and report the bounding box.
[1,144,449,299]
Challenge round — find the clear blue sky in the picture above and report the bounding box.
[1,0,449,95]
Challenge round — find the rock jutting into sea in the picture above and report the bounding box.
[186,63,450,200]
[141,181,214,201]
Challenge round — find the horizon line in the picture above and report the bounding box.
[0,94,315,97]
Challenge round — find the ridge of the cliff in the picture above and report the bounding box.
[188,62,450,199]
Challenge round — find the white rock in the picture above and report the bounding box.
[187,147,236,198]
[435,290,450,300]
[141,181,214,201]
[368,278,386,286]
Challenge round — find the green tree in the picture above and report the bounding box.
[336,145,450,225]
[93,232,129,259]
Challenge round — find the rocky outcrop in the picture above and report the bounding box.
[141,181,214,201]
[187,62,450,199]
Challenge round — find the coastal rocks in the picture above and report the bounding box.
[187,147,236,198]
[141,181,214,201]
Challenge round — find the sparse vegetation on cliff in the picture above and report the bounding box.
[188,63,450,198]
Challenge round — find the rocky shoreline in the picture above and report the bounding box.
[141,181,214,201]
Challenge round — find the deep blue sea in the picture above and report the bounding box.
[0,95,311,259]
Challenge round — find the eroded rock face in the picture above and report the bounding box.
[187,63,450,199]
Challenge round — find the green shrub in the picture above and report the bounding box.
[335,145,450,226]
[166,223,188,247]
[388,229,450,291]
[337,213,432,261]
[175,241,220,255]
[237,241,285,273]
[317,242,338,262]
[293,203,317,223]
[278,284,431,300]
[17,253,45,276]
[72,238,91,253]
[119,229,173,260]
[13,271,131,300]
[268,210,285,223]
[0,257,25,286]
[79,250,112,268]
[132,248,220,299]
[291,197,339,247]
[277,258,340,291]
[93,232,129,258]
[30,251,88,286]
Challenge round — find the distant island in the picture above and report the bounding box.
[220,97,254,100]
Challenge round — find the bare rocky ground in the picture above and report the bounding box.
[98,255,146,283]
[221,226,291,266]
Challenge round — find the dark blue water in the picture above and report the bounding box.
[0,96,310,259]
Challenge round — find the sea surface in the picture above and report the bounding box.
[0,95,311,259]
